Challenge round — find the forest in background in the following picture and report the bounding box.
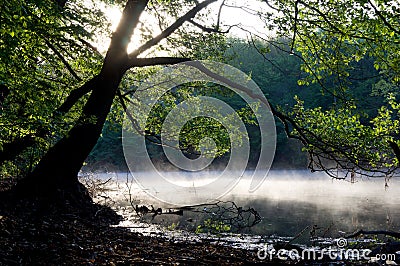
[1,0,399,184]
[1,0,400,264]
[85,39,385,172]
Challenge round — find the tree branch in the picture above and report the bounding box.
[116,90,183,151]
[238,27,342,100]
[45,40,82,82]
[126,57,190,69]
[184,61,395,178]
[216,0,225,31]
[290,0,299,53]
[78,37,102,57]
[188,19,234,34]
[249,35,287,75]
[128,0,217,59]
[296,0,385,43]
[367,0,400,36]
[102,0,149,73]
[53,0,144,128]
[55,75,100,114]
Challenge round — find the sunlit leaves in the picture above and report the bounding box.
[0,0,108,176]
[290,94,400,175]
[132,81,254,158]
[258,0,400,176]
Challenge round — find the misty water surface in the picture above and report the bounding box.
[83,170,400,241]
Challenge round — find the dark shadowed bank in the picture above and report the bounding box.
[0,178,389,265]
[0,178,279,265]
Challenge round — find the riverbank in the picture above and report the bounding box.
[0,210,267,265]
[0,178,273,265]
[1,177,394,265]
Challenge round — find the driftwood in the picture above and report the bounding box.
[133,201,261,232]
[133,205,184,220]
[179,200,262,232]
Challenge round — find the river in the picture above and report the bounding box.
[80,170,400,248]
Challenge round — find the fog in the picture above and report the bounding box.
[80,170,400,238]
[84,169,399,206]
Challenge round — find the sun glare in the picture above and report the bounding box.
[106,6,122,32]
[96,0,272,55]
[100,4,163,55]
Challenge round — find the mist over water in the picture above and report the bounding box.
[83,170,400,239]
[230,170,400,237]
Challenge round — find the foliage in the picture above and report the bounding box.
[195,218,231,234]
[267,0,400,85]
[0,0,108,176]
[0,0,230,177]
[290,95,400,177]
[3,0,400,181]
[256,0,400,177]
[89,38,394,170]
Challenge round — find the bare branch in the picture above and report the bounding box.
[126,57,189,69]
[296,0,394,43]
[188,19,235,34]
[290,0,299,53]
[248,35,287,75]
[78,37,102,57]
[128,0,217,58]
[236,27,343,100]
[216,0,226,31]
[116,89,184,151]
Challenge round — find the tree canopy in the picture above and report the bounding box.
[0,0,227,179]
[252,0,400,178]
[1,0,399,196]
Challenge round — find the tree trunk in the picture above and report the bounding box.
[13,0,214,203]
[17,73,122,196]
[15,0,149,201]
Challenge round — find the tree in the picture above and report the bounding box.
[1,0,232,200]
[0,0,107,175]
[4,0,399,203]
[246,0,400,179]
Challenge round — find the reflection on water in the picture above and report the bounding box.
[81,170,400,243]
[229,171,400,239]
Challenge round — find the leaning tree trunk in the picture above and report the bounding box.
[16,0,149,200]
[17,73,122,198]
[14,0,216,201]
